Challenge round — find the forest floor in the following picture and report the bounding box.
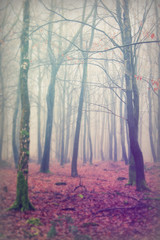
[0,160,160,240]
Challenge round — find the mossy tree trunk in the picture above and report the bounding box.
[10,0,34,211]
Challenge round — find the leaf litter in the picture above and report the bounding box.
[0,161,160,240]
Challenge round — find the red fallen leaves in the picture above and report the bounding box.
[0,161,160,240]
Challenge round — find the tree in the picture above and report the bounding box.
[71,0,97,177]
[12,80,20,168]
[10,0,34,211]
[120,77,128,165]
[40,0,92,173]
[147,48,157,162]
[119,0,148,190]
[155,0,160,162]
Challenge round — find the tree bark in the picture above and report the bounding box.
[71,56,88,177]
[71,1,97,176]
[122,0,147,190]
[12,80,20,168]
[120,78,128,165]
[37,49,42,165]
[10,0,34,211]
[155,0,160,161]
[0,50,5,163]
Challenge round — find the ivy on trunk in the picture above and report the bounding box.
[9,0,34,211]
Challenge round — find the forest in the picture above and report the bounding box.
[0,0,160,239]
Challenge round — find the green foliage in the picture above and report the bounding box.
[21,129,29,136]
[78,194,84,199]
[23,227,40,238]
[26,218,42,226]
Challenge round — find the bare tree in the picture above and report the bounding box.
[71,0,97,177]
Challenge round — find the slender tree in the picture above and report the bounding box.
[155,0,160,162]
[121,0,148,190]
[12,80,20,168]
[71,0,97,177]
[40,0,93,172]
[10,0,34,211]
[120,77,128,164]
[0,49,5,163]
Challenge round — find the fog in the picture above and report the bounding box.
[0,0,159,166]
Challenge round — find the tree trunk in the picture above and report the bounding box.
[40,67,57,172]
[108,114,113,160]
[123,0,147,191]
[148,53,157,162]
[87,99,93,165]
[120,78,128,165]
[0,50,5,163]
[83,100,87,164]
[60,66,66,166]
[71,1,97,176]
[113,94,117,162]
[12,80,20,168]
[10,0,34,211]
[101,112,105,161]
[64,92,72,163]
[155,0,160,162]
[37,50,42,165]
[71,57,88,177]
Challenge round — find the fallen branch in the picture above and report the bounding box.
[61,207,75,211]
[93,204,149,215]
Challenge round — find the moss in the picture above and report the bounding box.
[21,129,29,136]
[26,218,42,226]
[9,171,35,211]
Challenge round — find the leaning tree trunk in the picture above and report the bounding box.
[10,0,34,211]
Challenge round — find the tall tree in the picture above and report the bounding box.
[40,0,92,172]
[71,0,97,177]
[37,47,42,164]
[120,0,148,190]
[148,48,157,162]
[10,0,34,211]
[0,47,5,163]
[155,0,160,162]
[12,80,20,168]
[120,77,128,164]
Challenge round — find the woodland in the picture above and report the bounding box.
[0,0,160,239]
